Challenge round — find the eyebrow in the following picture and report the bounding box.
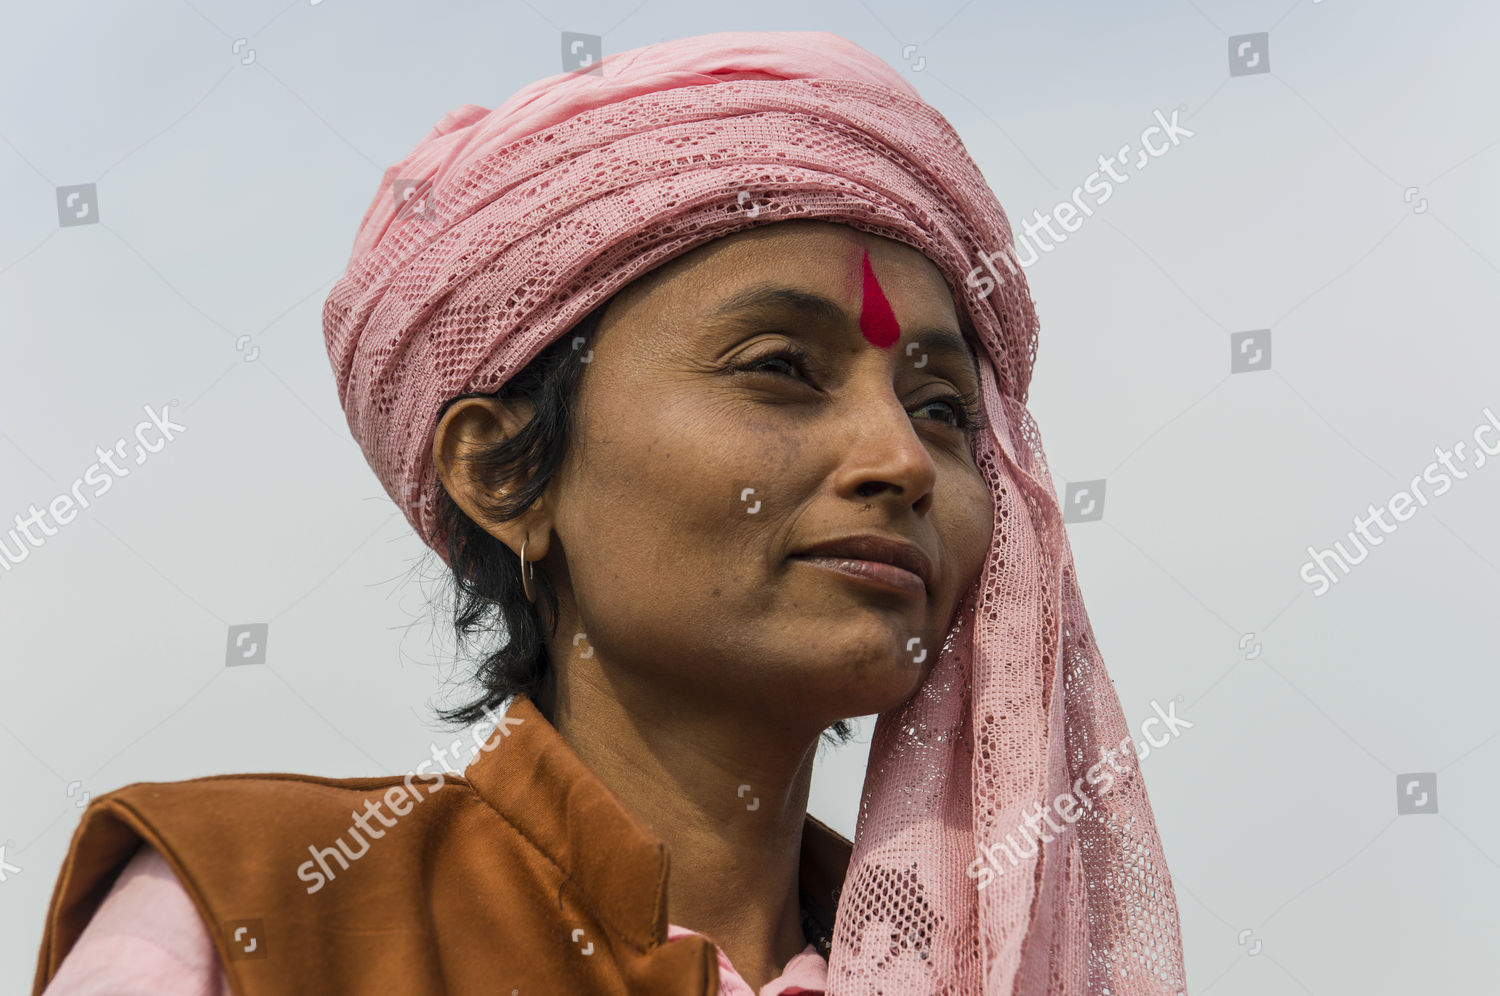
[706,285,982,386]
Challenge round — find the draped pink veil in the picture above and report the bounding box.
[323,29,1186,995]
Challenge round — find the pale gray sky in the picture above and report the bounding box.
[3,1,1497,992]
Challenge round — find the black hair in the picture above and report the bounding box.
[431,301,857,747]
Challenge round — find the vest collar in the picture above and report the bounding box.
[461,694,853,953]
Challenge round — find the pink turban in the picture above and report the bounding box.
[324,29,1186,994]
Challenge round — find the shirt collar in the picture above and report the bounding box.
[461,694,853,953]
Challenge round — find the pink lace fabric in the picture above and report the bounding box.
[42,847,825,996]
[322,29,1186,994]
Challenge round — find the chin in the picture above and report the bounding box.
[837,660,930,716]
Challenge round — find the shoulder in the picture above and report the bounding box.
[80,768,484,877]
[106,768,475,814]
[34,769,494,992]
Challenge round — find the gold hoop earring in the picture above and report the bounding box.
[520,536,536,603]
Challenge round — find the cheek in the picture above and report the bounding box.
[554,399,819,668]
[944,474,996,586]
[562,394,801,591]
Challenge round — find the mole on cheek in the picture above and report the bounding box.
[857,248,901,348]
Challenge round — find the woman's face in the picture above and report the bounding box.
[522,221,991,729]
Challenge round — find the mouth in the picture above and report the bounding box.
[789,555,927,597]
[787,532,934,599]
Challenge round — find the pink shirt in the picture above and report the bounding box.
[41,845,827,996]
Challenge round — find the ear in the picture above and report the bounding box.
[431,396,553,558]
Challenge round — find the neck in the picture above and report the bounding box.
[550,670,821,992]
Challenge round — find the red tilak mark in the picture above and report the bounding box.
[858,249,901,348]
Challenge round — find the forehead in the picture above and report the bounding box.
[608,220,979,349]
[698,220,945,287]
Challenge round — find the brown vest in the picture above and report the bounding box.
[32,695,851,995]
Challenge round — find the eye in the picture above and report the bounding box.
[731,345,985,434]
[912,394,983,432]
[732,343,819,380]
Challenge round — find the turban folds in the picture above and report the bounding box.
[324,29,1186,995]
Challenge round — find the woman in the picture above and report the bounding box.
[32,30,1186,996]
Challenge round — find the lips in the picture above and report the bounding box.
[790,534,934,590]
